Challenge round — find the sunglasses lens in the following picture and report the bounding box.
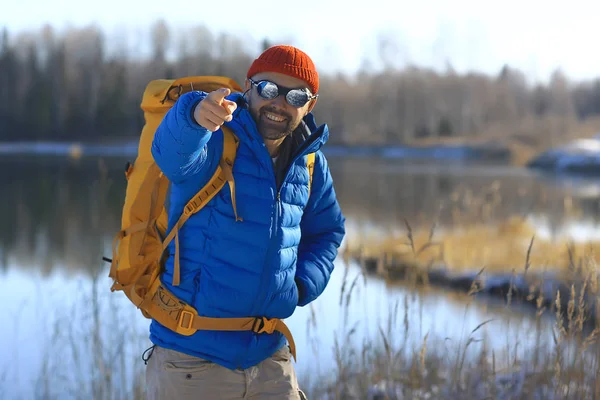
[286,90,310,107]
[257,81,279,99]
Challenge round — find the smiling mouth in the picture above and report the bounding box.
[263,112,286,123]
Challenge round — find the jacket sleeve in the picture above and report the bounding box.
[151,91,212,183]
[295,152,346,306]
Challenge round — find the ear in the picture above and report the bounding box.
[244,78,251,91]
[306,97,318,114]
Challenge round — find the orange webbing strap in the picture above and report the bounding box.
[135,278,297,360]
[307,152,315,194]
[160,127,239,286]
[220,156,242,222]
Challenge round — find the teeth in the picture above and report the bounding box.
[265,112,285,122]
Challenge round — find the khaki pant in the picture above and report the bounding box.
[145,345,305,400]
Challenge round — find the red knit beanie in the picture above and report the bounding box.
[247,45,319,94]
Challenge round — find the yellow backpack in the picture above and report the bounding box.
[105,75,316,360]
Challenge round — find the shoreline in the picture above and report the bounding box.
[355,252,598,331]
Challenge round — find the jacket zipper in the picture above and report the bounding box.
[237,140,279,368]
[235,191,280,369]
[249,145,280,316]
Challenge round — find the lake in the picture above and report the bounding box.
[2,152,599,399]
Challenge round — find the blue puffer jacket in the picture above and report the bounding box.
[149,90,346,370]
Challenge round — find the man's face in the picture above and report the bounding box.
[245,72,317,141]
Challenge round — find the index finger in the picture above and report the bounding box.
[206,88,231,105]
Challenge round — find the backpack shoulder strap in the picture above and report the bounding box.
[161,126,240,286]
[219,127,241,222]
[307,152,316,195]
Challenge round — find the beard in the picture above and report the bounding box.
[249,102,302,141]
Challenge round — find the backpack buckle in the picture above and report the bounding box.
[176,310,196,336]
[252,317,278,335]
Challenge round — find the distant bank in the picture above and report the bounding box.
[0,140,513,163]
[8,137,600,176]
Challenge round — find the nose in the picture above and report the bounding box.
[271,94,287,109]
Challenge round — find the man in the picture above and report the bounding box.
[145,45,345,399]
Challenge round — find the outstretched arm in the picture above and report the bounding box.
[295,152,346,306]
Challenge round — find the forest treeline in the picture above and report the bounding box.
[1,21,600,145]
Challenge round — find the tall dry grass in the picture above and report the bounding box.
[303,246,600,399]
[320,181,600,399]
[33,272,149,400]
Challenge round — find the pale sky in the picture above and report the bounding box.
[2,0,600,83]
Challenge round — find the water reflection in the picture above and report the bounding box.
[3,155,600,276]
[330,157,600,241]
[0,156,123,275]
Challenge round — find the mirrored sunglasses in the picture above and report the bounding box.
[248,78,318,107]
